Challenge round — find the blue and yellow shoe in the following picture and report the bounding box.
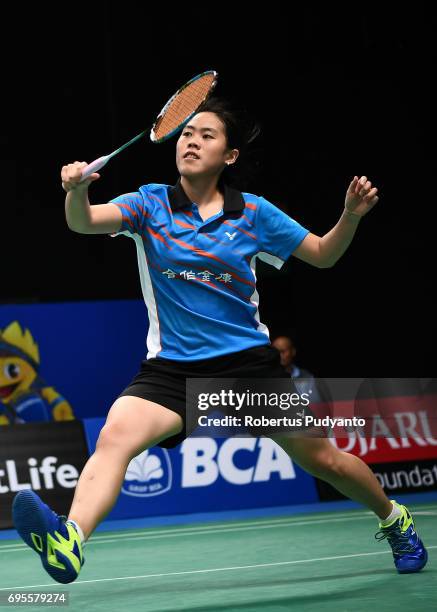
[375,500,428,573]
[12,490,84,584]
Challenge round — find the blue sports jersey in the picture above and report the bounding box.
[111,181,309,361]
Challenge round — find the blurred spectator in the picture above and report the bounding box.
[272,335,314,379]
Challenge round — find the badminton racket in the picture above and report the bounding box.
[80,70,218,181]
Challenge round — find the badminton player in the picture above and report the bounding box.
[12,98,427,583]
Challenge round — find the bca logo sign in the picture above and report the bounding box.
[122,448,172,498]
[181,438,295,487]
[121,438,295,497]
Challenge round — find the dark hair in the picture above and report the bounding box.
[196,96,262,190]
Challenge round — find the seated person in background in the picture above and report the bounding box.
[272,334,322,402]
[272,335,314,379]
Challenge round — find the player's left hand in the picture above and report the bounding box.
[345,176,379,217]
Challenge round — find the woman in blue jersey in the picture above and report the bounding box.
[12,98,427,583]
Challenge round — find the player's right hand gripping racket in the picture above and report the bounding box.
[80,70,218,181]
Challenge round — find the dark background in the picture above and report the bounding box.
[2,3,435,376]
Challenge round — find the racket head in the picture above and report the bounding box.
[150,70,218,143]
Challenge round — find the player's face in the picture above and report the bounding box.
[176,112,238,179]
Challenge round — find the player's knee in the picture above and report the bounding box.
[303,447,344,479]
[96,421,128,452]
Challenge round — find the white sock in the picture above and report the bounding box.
[380,501,402,527]
[66,519,86,546]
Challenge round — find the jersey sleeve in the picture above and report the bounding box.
[256,196,310,269]
[109,191,148,236]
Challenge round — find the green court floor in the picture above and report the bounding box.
[1,503,436,612]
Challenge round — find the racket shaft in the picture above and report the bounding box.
[80,156,110,181]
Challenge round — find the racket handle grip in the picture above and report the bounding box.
[80,155,110,181]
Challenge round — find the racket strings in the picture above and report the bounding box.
[154,74,216,139]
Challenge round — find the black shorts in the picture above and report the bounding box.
[118,343,303,448]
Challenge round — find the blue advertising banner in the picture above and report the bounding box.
[1,300,318,521]
[84,418,318,519]
[0,301,147,422]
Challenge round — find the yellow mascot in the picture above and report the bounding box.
[0,321,74,425]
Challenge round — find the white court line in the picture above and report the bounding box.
[3,504,436,551]
[85,504,435,536]
[91,510,375,536]
[0,515,382,552]
[1,545,436,592]
[3,504,436,550]
[0,506,437,553]
[0,512,376,551]
[2,509,436,552]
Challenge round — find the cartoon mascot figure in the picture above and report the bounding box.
[0,321,74,424]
